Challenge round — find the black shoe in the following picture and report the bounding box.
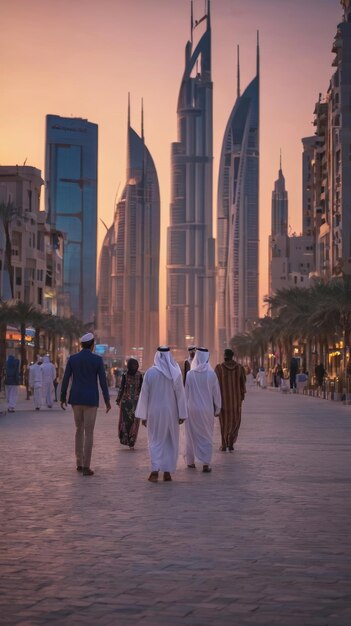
[228,446,234,452]
[82,467,94,476]
[76,466,83,472]
[163,472,172,481]
[187,463,196,469]
[202,465,212,473]
[220,446,226,452]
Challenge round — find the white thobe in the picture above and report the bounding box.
[185,369,221,465]
[41,361,56,406]
[29,364,43,409]
[5,385,19,410]
[135,368,187,473]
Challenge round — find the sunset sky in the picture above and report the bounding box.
[0,0,342,340]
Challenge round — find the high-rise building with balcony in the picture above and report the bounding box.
[0,165,64,313]
[97,103,160,370]
[45,115,98,323]
[217,40,259,350]
[269,158,313,295]
[302,2,351,280]
[167,1,215,359]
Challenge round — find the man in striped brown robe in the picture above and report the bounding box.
[215,349,246,451]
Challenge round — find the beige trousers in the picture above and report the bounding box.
[72,405,97,468]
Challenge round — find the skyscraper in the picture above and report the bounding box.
[45,115,98,323]
[217,40,259,351]
[167,0,215,358]
[97,102,160,369]
[271,153,288,238]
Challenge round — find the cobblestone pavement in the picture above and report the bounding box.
[1,386,351,626]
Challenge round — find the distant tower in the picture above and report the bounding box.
[167,0,215,357]
[271,152,288,237]
[97,100,160,369]
[217,36,259,350]
[45,115,98,323]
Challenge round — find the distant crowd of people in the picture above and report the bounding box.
[3,354,58,413]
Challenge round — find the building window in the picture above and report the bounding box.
[38,287,43,306]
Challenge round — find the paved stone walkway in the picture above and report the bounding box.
[1,386,351,625]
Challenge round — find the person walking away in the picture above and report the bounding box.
[53,365,59,402]
[29,358,43,410]
[135,346,187,482]
[60,333,111,476]
[185,348,221,473]
[41,355,56,408]
[117,358,143,450]
[256,367,267,389]
[274,363,283,388]
[24,364,31,400]
[183,345,196,384]
[289,357,299,392]
[315,362,326,393]
[4,355,20,412]
[215,348,246,452]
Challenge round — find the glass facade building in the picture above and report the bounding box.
[167,1,215,359]
[97,105,160,369]
[217,41,259,350]
[45,115,98,323]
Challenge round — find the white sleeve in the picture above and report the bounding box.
[212,373,222,415]
[174,374,188,420]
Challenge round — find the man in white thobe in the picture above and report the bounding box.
[29,358,43,410]
[41,356,56,408]
[135,346,187,482]
[185,348,221,473]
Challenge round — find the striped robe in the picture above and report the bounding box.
[214,361,246,449]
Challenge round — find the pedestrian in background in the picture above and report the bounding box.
[215,348,246,452]
[4,355,20,412]
[41,355,56,408]
[117,358,143,450]
[315,362,326,390]
[289,357,299,392]
[29,358,43,411]
[136,346,187,482]
[60,333,111,476]
[183,345,196,384]
[185,347,221,473]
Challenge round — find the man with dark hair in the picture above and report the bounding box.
[60,332,111,476]
[183,346,196,384]
[215,348,246,452]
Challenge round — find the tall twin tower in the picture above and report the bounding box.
[168,1,259,358]
[98,0,259,367]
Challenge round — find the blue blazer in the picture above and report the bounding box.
[60,349,110,407]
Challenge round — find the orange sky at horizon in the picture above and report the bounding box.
[0,0,342,342]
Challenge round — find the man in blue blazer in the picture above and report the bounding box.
[60,332,111,475]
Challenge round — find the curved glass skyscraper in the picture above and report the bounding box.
[217,39,259,350]
[97,103,160,369]
[167,1,215,358]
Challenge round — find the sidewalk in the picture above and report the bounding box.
[1,387,350,625]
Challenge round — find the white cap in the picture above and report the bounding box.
[80,332,94,343]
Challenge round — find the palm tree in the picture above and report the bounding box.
[0,201,19,298]
[11,301,43,381]
[310,277,351,374]
[0,301,13,389]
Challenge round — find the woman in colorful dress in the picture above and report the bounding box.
[116,358,143,450]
